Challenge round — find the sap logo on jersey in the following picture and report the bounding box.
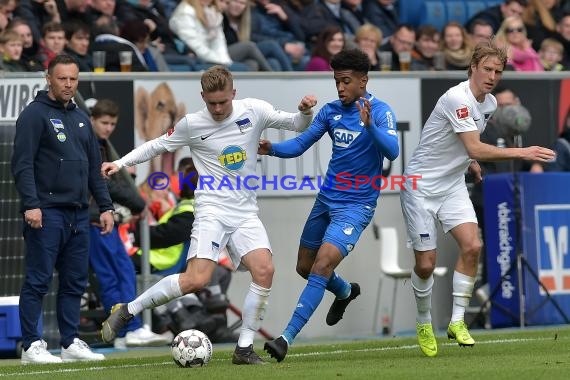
[218,145,247,171]
[334,129,360,148]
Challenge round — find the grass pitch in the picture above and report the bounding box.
[0,326,568,380]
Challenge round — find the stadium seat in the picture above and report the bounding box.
[465,1,488,20]
[168,64,193,72]
[486,0,503,6]
[398,0,423,26]
[372,227,448,334]
[446,0,468,24]
[419,1,448,31]
[164,53,197,72]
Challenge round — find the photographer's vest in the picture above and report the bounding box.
[137,198,195,270]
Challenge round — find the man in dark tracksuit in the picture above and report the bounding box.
[11,54,115,364]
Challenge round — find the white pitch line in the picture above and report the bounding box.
[0,336,561,377]
[282,337,556,358]
[0,362,174,377]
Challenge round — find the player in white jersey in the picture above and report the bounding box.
[98,65,318,364]
[400,41,555,357]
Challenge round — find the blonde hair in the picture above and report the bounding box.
[354,23,383,49]
[468,39,508,77]
[496,15,528,45]
[200,65,233,92]
[0,29,22,45]
[185,0,220,27]
[230,0,251,41]
[540,37,564,55]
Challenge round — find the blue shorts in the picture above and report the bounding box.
[300,198,375,257]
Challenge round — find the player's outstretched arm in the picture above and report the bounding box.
[297,95,318,114]
[257,94,316,134]
[459,131,556,162]
[105,117,190,176]
[519,146,556,162]
[109,138,170,172]
[287,95,317,132]
[268,116,327,158]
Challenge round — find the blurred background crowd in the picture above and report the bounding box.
[1,0,570,73]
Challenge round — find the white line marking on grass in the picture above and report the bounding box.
[0,336,561,376]
[283,337,553,359]
[0,362,173,377]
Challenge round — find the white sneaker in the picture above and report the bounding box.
[21,340,62,365]
[160,330,174,342]
[61,338,105,362]
[125,325,171,347]
[113,337,127,350]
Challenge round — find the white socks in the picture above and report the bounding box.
[237,282,271,348]
[128,274,183,316]
[411,270,434,324]
[451,271,476,323]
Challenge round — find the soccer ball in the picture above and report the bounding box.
[171,329,213,368]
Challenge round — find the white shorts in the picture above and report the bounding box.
[187,214,272,271]
[400,186,477,251]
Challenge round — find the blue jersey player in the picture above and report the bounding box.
[262,49,400,362]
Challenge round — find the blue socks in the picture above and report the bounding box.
[326,272,351,300]
[283,273,329,344]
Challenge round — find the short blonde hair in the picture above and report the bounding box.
[540,38,564,55]
[200,65,233,93]
[354,24,383,49]
[0,30,22,45]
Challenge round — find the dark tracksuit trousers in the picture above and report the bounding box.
[19,207,89,350]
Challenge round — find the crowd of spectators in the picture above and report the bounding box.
[1,0,569,72]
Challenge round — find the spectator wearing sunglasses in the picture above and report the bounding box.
[496,15,543,71]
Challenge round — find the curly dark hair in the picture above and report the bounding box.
[330,48,371,74]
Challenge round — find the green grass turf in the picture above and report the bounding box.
[1,326,568,380]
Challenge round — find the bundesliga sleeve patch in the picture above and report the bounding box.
[167,126,175,136]
[455,107,469,120]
